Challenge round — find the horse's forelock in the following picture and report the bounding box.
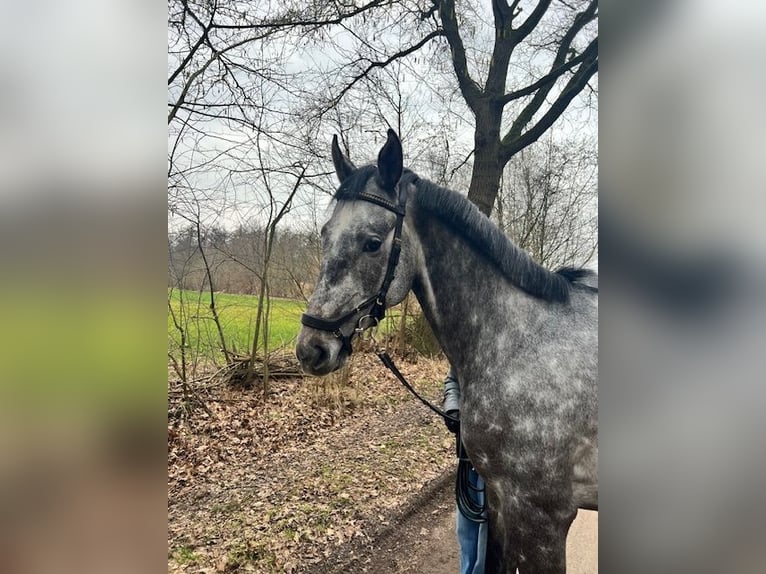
[333,165,377,201]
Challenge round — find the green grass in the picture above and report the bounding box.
[168,289,417,367]
[172,545,199,565]
[168,289,305,362]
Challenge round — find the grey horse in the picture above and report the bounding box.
[296,129,598,573]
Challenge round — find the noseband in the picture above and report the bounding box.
[300,180,409,355]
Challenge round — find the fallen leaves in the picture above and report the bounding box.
[168,352,453,573]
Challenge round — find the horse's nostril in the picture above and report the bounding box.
[312,344,328,368]
[296,344,311,364]
[297,341,329,371]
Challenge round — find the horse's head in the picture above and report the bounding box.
[296,129,419,376]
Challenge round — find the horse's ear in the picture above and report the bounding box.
[377,128,403,191]
[331,135,356,183]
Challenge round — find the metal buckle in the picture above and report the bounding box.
[354,315,380,350]
[355,314,380,334]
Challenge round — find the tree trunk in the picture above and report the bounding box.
[467,143,504,217]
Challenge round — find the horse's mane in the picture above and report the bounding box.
[334,165,596,303]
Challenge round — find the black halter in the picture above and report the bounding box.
[300,181,409,355]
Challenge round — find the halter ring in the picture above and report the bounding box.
[355,314,380,334]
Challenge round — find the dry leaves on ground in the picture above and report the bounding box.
[168,352,454,573]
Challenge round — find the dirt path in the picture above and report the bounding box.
[318,470,598,573]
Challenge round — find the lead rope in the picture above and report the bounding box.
[373,348,486,523]
[375,350,459,423]
[455,434,488,523]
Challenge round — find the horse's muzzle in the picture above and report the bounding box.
[296,329,345,376]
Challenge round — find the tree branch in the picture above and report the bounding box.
[510,0,552,46]
[492,0,513,29]
[209,0,391,30]
[330,30,444,108]
[170,0,394,124]
[168,0,218,86]
[501,0,597,141]
[501,55,597,161]
[437,0,483,112]
[500,37,597,105]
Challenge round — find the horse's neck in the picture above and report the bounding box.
[410,213,544,378]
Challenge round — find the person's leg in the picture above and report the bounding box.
[472,471,488,574]
[456,504,478,574]
[456,467,488,574]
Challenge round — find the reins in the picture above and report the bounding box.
[378,345,483,522]
[376,349,459,423]
[378,346,482,521]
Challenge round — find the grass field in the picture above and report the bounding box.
[168,289,306,362]
[168,289,423,369]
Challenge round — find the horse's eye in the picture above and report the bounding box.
[363,237,382,253]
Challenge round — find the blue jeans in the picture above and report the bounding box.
[457,467,487,574]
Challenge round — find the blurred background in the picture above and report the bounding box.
[601,1,766,572]
[0,0,763,572]
[0,1,166,573]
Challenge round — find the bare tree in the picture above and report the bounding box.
[244,154,307,395]
[168,192,233,365]
[496,133,597,268]
[439,0,598,215]
[300,0,598,216]
[169,0,597,217]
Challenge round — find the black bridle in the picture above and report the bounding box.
[300,182,408,355]
[300,174,480,521]
[300,177,458,426]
